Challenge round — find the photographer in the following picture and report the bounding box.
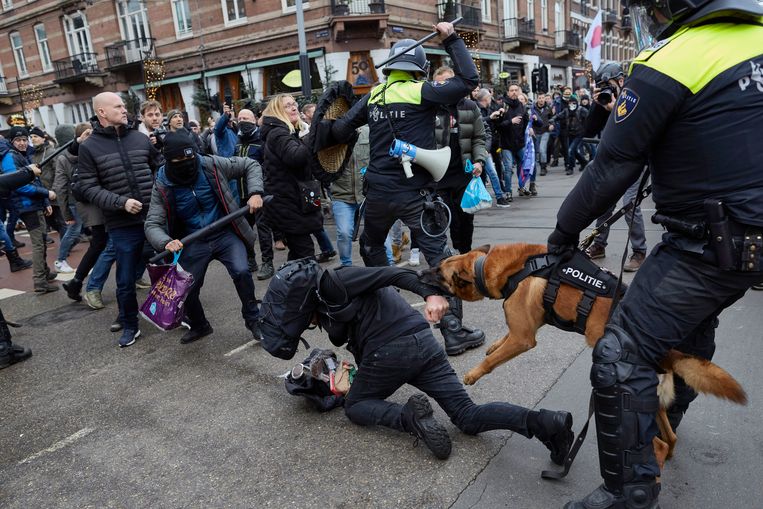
[138,100,165,144]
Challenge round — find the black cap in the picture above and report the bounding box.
[162,128,196,160]
[29,126,46,138]
[8,126,29,140]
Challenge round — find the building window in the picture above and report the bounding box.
[63,11,95,64]
[527,0,534,20]
[541,0,548,31]
[34,24,53,73]
[222,0,246,25]
[2,0,13,12]
[281,0,310,14]
[10,32,28,77]
[117,0,151,41]
[171,0,193,38]
[481,0,491,22]
[70,101,94,123]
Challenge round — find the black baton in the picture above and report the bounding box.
[374,18,463,69]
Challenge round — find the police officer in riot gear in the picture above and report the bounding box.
[326,22,486,355]
[546,0,763,507]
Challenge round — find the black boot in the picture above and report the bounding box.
[564,482,660,509]
[540,164,547,176]
[401,393,452,459]
[0,341,32,369]
[62,278,83,302]
[528,409,573,465]
[248,254,258,273]
[438,296,485,355]
[6,249,32,272]
[180,321,213,344]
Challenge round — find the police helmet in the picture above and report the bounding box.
[595,62,625,84]
[625,0,763,51]
[383,39,430,76]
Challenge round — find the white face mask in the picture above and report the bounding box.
[569,104,578,111]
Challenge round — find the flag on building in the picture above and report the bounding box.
[585,10,604,72]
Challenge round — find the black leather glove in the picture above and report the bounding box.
[312,119,337,151]
[547,226,579,255]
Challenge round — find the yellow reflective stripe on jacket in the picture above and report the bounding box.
[632,21,763,94]
[368,71,424,105]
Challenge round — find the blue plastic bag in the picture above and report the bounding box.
[460,160,492,214]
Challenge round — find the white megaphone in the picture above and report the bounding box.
[389,139,450,182]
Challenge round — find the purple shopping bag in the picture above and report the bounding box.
[139,251,195,331]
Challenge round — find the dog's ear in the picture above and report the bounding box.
[474,244,491,254]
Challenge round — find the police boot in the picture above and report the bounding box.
[437,296,485,356]
[401,393,452,460]
[6,249,32,272]
[565,326,662,509]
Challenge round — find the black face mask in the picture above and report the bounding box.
[238,121,257,138]
[165,157,198,186]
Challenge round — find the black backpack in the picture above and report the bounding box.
[69,163,88,203]
[259,258,324,360]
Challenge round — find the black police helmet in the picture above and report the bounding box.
[595,62,625,84]
[383,39,429,76]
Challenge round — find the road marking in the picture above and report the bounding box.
[224,340,259,357]
[17,427,95,465]
[0,288,25,300]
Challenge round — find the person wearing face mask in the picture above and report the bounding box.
[145,128,265,344]
[235,108,275,281]
[550,87,573,167]
[552,96,589,175]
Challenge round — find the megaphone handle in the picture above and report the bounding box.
[401,157,414,179]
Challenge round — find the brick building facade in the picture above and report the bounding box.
[0,0,635,131]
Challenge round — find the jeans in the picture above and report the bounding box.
[87,236,145,292]
[593,177,647,253]
[179,228,259,329]
[1,200,20,244]
[57,205,83,262]
[482,156,504,199]
[109,224,145,330]
[567,136,589,169]
[500,147,525,192]
[536,132,550,168]
[344,329,531,437]
[0,219,13,252]
[313,228,335,254]
[332,200,360,266]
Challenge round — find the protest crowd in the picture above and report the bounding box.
[2,3,763,507]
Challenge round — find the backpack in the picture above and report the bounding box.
[69,163,89,203]
[259,258,324,360]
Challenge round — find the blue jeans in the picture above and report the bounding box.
[87,237,144,292]
[57,205,83,262]
[332,201,360,266]
[109,225,146,331]
[567,136,588,169]
[482,156,504,199]
[344,329,532,437]
[536,132,550,168]
[179,228,259,329]
[313,229,335,254]
[500,147,525,192]
[0,219,13,252]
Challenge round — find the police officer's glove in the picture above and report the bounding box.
[547,226,578,261]
[312,119,337,151]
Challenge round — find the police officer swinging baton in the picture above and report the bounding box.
[374,17,463,70]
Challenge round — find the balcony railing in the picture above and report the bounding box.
[503,17,536,41]
[53,52,103,82]
[105,37,156,69]
[0,76,7,95]
[555,30,582,50]
[331,0,386,15]
[437,2,481,29]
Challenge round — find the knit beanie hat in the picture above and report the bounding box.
[8,126,29,140]
[162,128,196,160]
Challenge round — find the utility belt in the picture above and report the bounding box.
[652,200,762,272]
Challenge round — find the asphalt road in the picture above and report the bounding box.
[1,169,761,508]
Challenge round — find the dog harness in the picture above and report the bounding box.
[473,250,624,335]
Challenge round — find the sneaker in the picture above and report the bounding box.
[585,243,606,260]
[34,282,59,294]
[517,187,529,197]
[54,260,75,273]
[118,328,141,348]
[110,320,123,333]
[529,182,538,196]
[408,248,421,267]
[495,196,512,208]
[256,261,274,280]
[402,393,452,460]
[623,251,646,272]
[315,250,337,263]
[753,283,763,291]
[83,290,105,310]
[135,278,151,290]
[180,322,213,344]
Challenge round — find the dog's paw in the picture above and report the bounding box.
[463,371,480,385]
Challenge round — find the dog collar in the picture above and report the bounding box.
[473,255,492,297]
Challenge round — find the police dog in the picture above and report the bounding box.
[421,243,747,465]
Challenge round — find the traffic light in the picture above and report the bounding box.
[539,66,549,93]
[531,68,540,93]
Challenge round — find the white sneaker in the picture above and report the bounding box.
[54,260,75,273]
[408,248,421,267]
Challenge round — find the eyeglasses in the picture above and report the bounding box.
[283,101,298,109]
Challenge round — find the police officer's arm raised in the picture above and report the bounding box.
[548,63,686,248]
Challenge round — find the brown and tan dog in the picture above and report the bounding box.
[421,243,747,466]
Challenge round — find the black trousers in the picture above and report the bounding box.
[283,232,316,261]
[439,185,474,254]
[74,225,108,282]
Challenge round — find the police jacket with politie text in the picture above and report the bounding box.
[330,33,479,197]
[553,18,763,249]
[316,266,443,364]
